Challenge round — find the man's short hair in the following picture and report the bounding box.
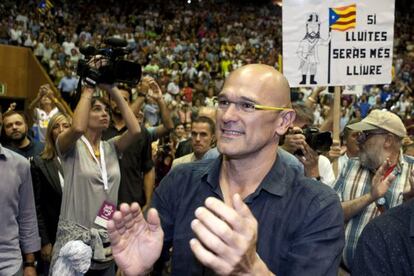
[341,118,361,142]
[192,116,215,135]
[2,110,28,125]
[116,83,133,102]
[1,111,28,141]
[175,122,184,129]
[293,103,314,126]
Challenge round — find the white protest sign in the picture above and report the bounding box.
[283,0,395,87]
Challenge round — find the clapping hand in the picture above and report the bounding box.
[190,195,270,275]
[108,203,164,276]
[371,158,396,200]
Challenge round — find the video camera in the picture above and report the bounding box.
[294,127,333,156]
[77,38,142,86]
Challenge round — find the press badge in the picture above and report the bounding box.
[94,200,116,229]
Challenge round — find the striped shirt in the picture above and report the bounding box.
[332,153,414,269]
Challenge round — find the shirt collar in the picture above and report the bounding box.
[108,123,127,134]
[202,153,291,200]
[203,156,221,192]
[259,154,290,196]
[395,150,405,174]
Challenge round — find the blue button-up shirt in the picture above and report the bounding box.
[0,144,41,274]
[152,152,344,275]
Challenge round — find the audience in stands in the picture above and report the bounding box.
[0,0,413,274]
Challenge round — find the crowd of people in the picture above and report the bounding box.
[1,0,414,275]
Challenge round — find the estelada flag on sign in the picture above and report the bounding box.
[37,0,54,15]
[329,4,356,31]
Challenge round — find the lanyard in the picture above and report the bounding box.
[383,164,397,179]
[55,157,64,189]
[81,136,108,190]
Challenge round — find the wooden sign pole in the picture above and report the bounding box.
[332,86,341,177]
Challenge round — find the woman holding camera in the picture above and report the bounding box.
[50,83,140,275]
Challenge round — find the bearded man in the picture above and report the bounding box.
[331,109,414,272]
[2,111,43,159]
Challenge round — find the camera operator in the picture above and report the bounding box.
[281,103,335,186]
[50,55,141,274]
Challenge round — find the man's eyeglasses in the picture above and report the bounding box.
[357,131,389,144]
[213,97,292,113]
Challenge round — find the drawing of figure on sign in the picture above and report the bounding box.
[297,12,330,85]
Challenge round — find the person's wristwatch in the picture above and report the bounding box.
[375,197,386,213]
[376,197,386,206]
[23,261,37,268]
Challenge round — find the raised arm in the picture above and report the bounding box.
[132,76,174,139]
[44,84,73,116]
[108,203,164,276]
[341,160,395,222]
[148,78,174,137]
[305,86,325,109]
[28,86,47,121]
[129,75,153,115]
[56,86,94,155]
[101,85,141,153]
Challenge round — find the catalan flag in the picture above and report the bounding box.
[37,0,54,15]
[329,4,356,31]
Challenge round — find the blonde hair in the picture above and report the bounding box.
[40,113,71,160]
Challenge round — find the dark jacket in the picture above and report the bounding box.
[175,138,192,159]
[30,155,63,245]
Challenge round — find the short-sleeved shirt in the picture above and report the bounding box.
[152,153,344,275]
[57,137,120,229]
